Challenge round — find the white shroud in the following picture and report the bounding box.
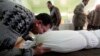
[35,30,100,53]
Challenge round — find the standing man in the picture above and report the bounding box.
[47,1,61,30]
[0,0,52,56]
[87,4,100,30]
[87,10,95,30]
[92,4,100,30]
[73,0,89,30]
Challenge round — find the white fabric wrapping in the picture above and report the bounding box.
[36,30,87,53]
[79,30,99,49]
[93,30,100,48]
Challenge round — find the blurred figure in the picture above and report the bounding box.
[87,10,95,30]
[92,4,100,30]
[0,0,51,56]
[73,0,89,30]
[87,4,100,30]
[47,1,61,30]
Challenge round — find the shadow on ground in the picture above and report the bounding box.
[37,48,100,56]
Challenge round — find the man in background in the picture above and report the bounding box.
[87,10,95,30]
[47,1,61,30]
[73,0,89,30]
[87,4,100,30]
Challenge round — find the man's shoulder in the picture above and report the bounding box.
[53,6,59,10]
[76,3,84,7]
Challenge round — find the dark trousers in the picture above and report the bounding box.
[87,25,93,30]
[74,26,83,30]
[87,25,100,30]
[92,26,100,30]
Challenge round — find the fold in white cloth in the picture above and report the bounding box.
[79,30,99,49]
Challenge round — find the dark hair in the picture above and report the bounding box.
[47,1,52,4]
[35,13,53,28]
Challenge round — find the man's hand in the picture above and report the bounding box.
[34,43,51,55]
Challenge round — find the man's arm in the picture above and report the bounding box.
[0,48,34,56]
[55,8,61,26]
[0,44,50,56]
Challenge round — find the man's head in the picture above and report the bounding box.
[31,13,52,34]
[0,0,52,36]
[47,1,53,9]
[95,4,100,12]
[82,0,89,6]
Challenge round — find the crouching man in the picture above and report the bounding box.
[0,0,51,56]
